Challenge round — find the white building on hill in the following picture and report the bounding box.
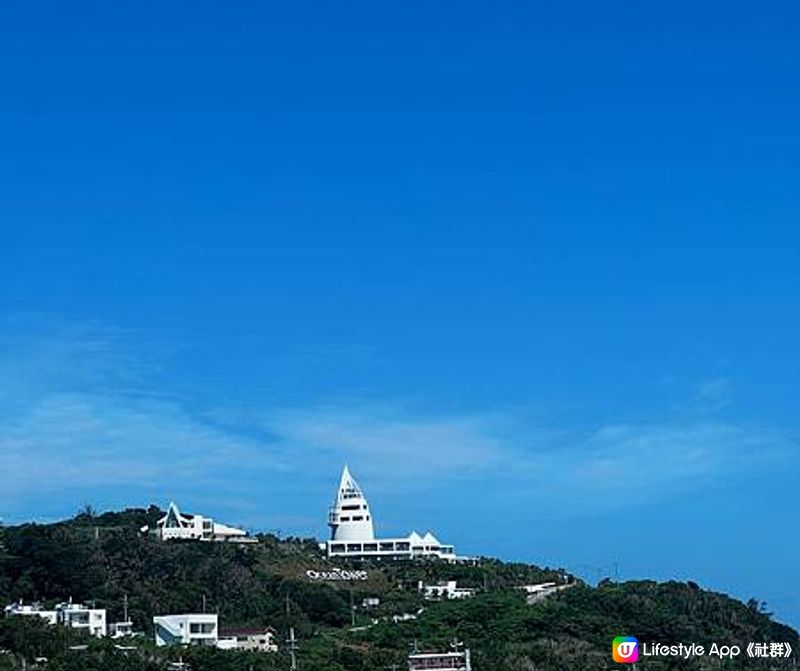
[3,602,58,625]
[142,502,253,543]
[218,627,278,652]
[418,580,476,600]
[153,613,219,647]
[408,649,472,671]
[4,600,106,637]
[57,600,107,637]
[516,581,573,603]
[322,466,459,561]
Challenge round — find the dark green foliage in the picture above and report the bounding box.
[1,512,350,636]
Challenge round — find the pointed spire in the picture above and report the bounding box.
[337,465,363,501]
[329,464,375,541]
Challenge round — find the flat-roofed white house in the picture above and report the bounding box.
[418,580,476,600]
[142,502,253,543]
[3,602,58,626]
[153,613,218,647]
[109,620,134,638]
[4,600,106,637]
[57,601,107,637]
[322,466,459,561]
[218,626,278,652]
[408,649,472,671]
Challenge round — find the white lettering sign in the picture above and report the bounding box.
[306,568,368,581]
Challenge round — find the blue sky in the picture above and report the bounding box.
[1,1,799,626]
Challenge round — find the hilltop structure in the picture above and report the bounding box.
[141,502,254,543]
[323,466,458,560]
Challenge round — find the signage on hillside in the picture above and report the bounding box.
[306,568,368,581]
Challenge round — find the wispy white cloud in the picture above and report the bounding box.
[265,404,508,481]
[264,405,798,509]
[0,320,797,527]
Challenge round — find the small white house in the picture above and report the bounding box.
[516,582,572,603]
[109,620,134,638]
[142,502,252,543]
[4,600,106,637]
[218,627,278,652]
[3,602,58,625]
[418,580,476,600]
[153,614,218,647]
[57,601,107,637]
[408,649,472,671]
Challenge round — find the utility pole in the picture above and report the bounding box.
[350,589,356,627]
[123,594,129,622]
[287,627,298,671]
[201,594,206,614]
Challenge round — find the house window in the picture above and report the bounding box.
[352,516,363,521]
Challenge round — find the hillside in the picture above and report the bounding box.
[0,508,796,670]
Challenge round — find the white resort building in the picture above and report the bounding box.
[4,600,107,637]
[322,466,458,561]
[141,502,253,543]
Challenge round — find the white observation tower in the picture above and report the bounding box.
[328,465,375,542]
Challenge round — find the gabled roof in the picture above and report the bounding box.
[158,501,192,527]
[422,532,440,545]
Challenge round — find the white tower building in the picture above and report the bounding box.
[322,465,461,560]
[328,466,374,542]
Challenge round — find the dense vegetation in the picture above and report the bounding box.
[0,508,796,670]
